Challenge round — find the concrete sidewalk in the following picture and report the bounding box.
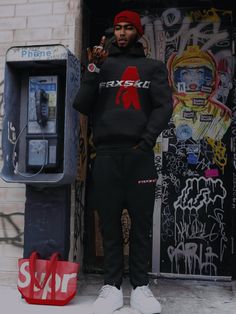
[1,274,236,314]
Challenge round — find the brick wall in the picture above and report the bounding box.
[0,0,82,284]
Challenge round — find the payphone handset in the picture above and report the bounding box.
[28,76,57,134]
[27,76,59,170]
[35,88,49,126]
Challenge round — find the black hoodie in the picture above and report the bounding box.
[74,42,173,150]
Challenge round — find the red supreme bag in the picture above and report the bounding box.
[17,251,79,305]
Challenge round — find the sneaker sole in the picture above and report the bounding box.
[113,300,124,311]
[93,300,124,314]
[130,300,161,314]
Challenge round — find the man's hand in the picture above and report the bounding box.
[87,36,108,66]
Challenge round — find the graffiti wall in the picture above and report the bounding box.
[142,7,233,276]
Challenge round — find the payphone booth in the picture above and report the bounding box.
[1,45,80,185]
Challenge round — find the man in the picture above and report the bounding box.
[74,10,173,314]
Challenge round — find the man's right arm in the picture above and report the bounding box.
[73,71,99,116]
[73,36,107,115]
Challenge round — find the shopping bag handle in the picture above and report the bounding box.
[29,252,60,296]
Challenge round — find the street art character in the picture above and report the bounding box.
[215,58,232,104]
[168,45,232,141]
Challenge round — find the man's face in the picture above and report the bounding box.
[114,22,139,48]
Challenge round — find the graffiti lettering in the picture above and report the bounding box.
[0,212,24,247]
[174,177,226,212]
[161,205,174,241]
[208,208,228,261]
[168,242,218,275]
[161,8,181,27]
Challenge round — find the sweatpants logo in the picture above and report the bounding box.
[115,66,141,110]
[138,179,157,184]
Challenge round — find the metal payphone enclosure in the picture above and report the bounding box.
[1,45,80,185]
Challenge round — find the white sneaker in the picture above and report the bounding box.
[92,285,123,314]
[130,285,161,314]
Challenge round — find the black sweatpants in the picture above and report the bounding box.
[91,146,157,287]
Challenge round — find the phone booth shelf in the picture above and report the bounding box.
[1,44,80,185]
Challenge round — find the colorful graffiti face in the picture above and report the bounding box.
[174,66,214,93]
[167,46,232,141]
[168,46,217,97]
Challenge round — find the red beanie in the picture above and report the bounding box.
[114,10,143,36]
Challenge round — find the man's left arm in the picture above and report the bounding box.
[138,61,173,151]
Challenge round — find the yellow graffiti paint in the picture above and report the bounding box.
[154,142,162,154]
[189,8,221,23]
[206,137,227,173]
